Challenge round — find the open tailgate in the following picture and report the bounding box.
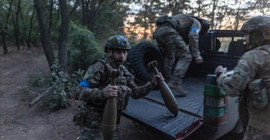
[123,78,205,139]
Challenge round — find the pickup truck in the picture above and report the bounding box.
[124,30,245,140]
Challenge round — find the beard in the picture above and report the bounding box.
[111,58,124,67]
[115,59,124,65]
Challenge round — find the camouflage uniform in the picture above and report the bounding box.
[73,50,155,139]
[216,16,270,139]
[153,14,209,95]
[154,14,201,83]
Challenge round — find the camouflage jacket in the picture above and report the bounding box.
[171,14,201,56]
[156,14,201,57]
[74,56,155,112]
[217,45,270,132]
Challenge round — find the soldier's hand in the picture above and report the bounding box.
[152,72,164,86]
[194,56,203,64]
[215,65,227,77]
[103,84,118,98]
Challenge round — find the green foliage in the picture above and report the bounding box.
[29,72,52,87]
[92,1,130,41]
[68,22,105,71]
[66,69,85,96]
[41,60,69,111]
[35,60,84,112]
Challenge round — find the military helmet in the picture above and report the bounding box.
[156,14,170,26]
[105,35,131,51]
[241,16,270,40]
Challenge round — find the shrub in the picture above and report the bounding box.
[68,23,105,71]
[39,60,69,111]
[28,72,52,87]
[38,60,84,111]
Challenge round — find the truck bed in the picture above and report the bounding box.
[123,77,206,139]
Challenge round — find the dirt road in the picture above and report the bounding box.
[0,47,79,140]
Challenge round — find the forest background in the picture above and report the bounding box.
[0,0,269,139]
[0,0,270,112]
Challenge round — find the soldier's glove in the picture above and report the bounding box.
[194,56,203,64]
[215,65,227,78]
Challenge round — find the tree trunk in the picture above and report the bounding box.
[58,0,69,72]
[211,0,217,30]
[82,0,104,31]
[19,4,26,49]
[1,0,14,54]
[27,6,36,49]
[2,34,8,54]
[35,0,55,69]
[234,8,240,30]
[81,0,87,26]
[197,0,201,17]
[48,0,54,36]
[14,0,21,50]
[58,0,79,72]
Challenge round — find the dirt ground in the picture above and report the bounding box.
[0,47,167,140]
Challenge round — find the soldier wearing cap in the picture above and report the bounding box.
[153,14,210,97]
[73,35,161,140]
[215,16,270,140]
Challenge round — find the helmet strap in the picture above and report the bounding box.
[249,31,264,48]
[112,49,115,59]
[109,49,122,67]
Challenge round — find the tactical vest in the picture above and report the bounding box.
[169,14,193,37]
[90,59,131,111]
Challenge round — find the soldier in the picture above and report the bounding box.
[153,14,210,97]
[215,16,270,140]
[73,35,162,140]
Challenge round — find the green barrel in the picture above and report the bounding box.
[203,74,227,125]
[204,84,226,98]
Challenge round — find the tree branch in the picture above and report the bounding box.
[69,0,80,17]
[29,86,53,107]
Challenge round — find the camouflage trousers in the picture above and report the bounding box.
[239,94,249,134]
[154,25,192,85]
[73,104,121,140]
[243,125,270,140]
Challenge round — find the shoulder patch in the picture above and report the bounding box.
[190,27,199,33]
[79,78,91,88]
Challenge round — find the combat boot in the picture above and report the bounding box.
[167,82,187,97]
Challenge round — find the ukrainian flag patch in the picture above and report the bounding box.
[190,27,199,33]
[79,79,91,88]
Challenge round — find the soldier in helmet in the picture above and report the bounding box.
[73,35,162,140]
[215,16,270,140]
[153,14,210,97]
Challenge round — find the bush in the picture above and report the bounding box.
[39,60,69,111]
[38,60,85,111]
[28,72,52,87]
[66,69,85,96]
[68,23,105,71]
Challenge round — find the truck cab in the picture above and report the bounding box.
[124,30,245,140]
[188,30,245,76]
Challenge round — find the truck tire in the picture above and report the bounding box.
[127,42,164,82]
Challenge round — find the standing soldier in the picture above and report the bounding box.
[215,16,270,140]
[153,14,210,97]
[73,35,161,140]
